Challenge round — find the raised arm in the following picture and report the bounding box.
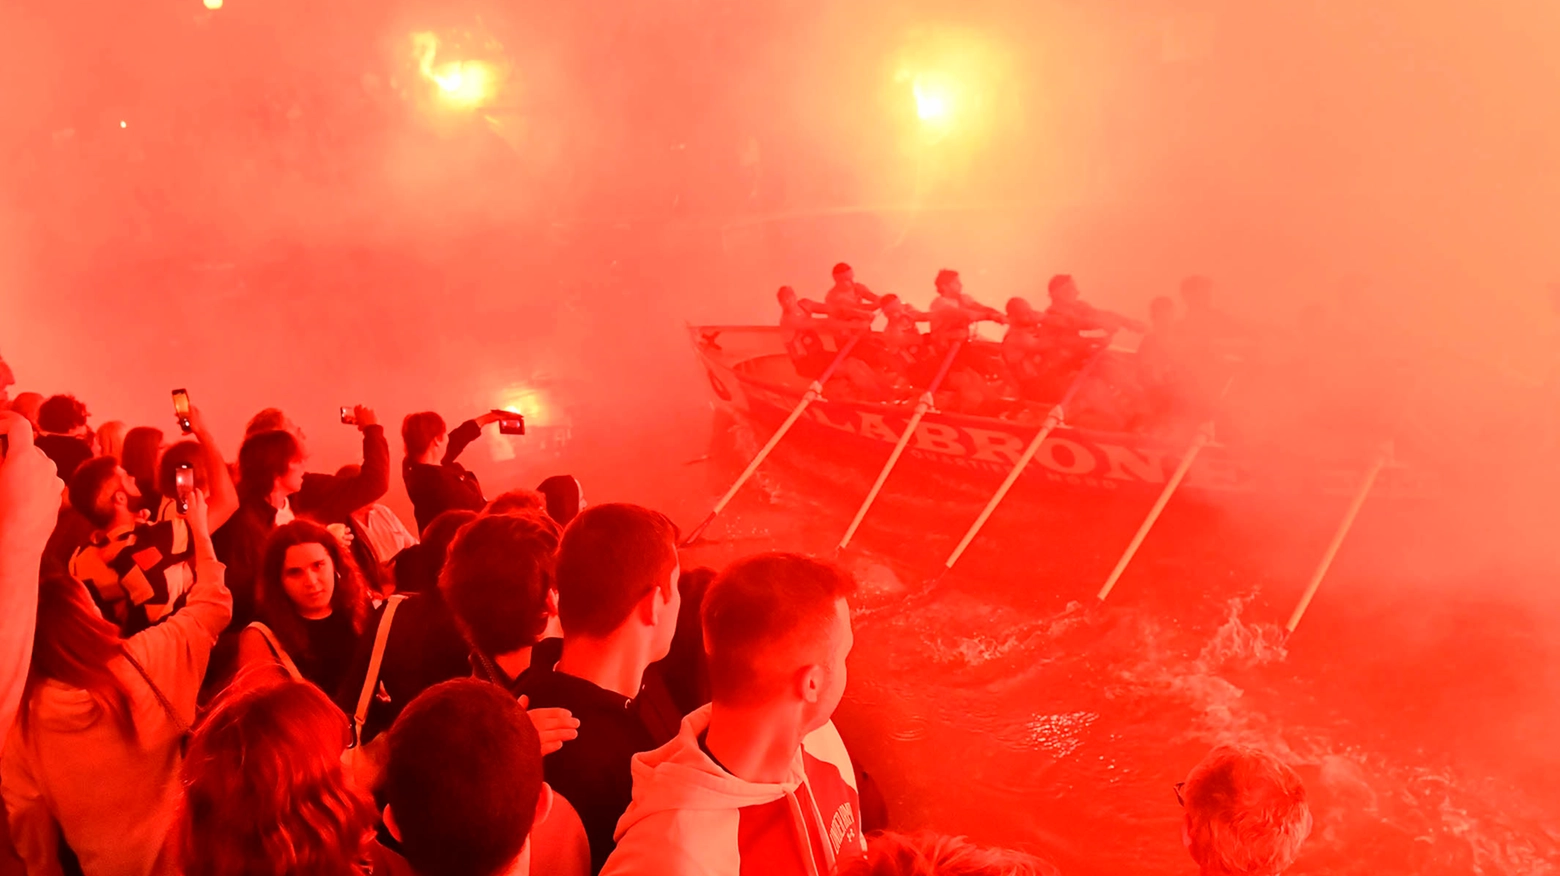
[186,405,239,531]
[444,412,502,465]
[124,490,233,680]
[0,414,66,735]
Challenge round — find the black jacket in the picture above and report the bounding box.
[294,425,391,525]
[403,419,485,534]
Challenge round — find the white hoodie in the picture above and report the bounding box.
[601,706,866,876]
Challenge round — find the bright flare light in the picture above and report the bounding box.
[412,32,496,109]
[912,78,953,122]
[203,0,222,9]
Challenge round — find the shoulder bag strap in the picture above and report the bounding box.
[350,594,407,747]
[121,650,191,738]
[246,621,304,682]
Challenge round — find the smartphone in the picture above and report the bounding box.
[174,462,196,514]
[172,389,192,434]
[495,411,526,436]
[340,406,357,426]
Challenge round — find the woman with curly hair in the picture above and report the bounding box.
[179,678,396,876]
[236,520,370,699]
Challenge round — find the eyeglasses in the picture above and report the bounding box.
[1174,782,1187,807]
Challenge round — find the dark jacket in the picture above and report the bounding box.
[293,425,391,525]
[36,434,93,481]
[334,592,472,744]
[210,497,278,631]
[403,419,485,534]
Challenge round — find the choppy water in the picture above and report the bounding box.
[673,408,1560,875]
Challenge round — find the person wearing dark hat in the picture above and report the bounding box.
[538,475,585,526]
[822,263,881,322]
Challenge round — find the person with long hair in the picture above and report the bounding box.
[236,520,371,699]
[119,426,164,512]
[179,678,390,876]
[1,490,231,876]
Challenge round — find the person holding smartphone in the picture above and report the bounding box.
[400,410,512,534]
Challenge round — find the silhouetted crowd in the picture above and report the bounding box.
[0,353,1314,876]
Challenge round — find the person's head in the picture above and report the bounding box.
[1006,297,1037,321]
[484,488,546,517]
[1181,275,1214,312]
[259,520,369,634]
[777,285,798,309]
[838,831,1058,876]
[878,293,902,313]
[38,394,89,436]
[9,391,43,427]
[934,269,961,297]
[440,513,560,660]
[555,503,681,656]
[156,439,209,500]
[245,407,301,441]
[1181,746,1312,876]
[23,575,134,740]
[238,429,305,502]
[702,553,855,733]
[1149,296,1177,329]
[96,421,128,460]
[384,680,547,876]
[120,426,164,491]
[402,411,448,464]
[180,679,373,876]
[68,455,141,529]
[833,262,855,285]
[0,353,13,403]
[1046,274,1078,304]
[536,474,584,526]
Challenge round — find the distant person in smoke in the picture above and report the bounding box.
[401,410,511,533]
[237,520,371,699]
[1179,745,1312,876]
[35,394,95,480]
[212,428,306,630]
[95,420,128,462]
[485,488,548,517]
[241,404,391,526]
[928,269,1006,345]
[120,426,164,511]
[822,262,882,322]
[8,391,44,428]
[538,474,586,526]
[1042,274,1145,341]
[777,286,892,400]
[601,552,865,876]
[1136,295,1187,428]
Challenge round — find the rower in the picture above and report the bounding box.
[879,294,931,353]
[1135,295,1184,428]
[1042,274,1146,340]
[1000,297,1049,385]
[928,269,1006,344]
[776,285,890,400]
[822,262,881,322]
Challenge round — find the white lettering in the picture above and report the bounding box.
[856,412,902,443]
[1037,437,1096,475]
[913,422,967,455]
[965,427,1027,465]
[1099,444,1166,483]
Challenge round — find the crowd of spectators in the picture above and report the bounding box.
[0,356,1313,876]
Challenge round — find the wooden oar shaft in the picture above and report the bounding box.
[1285,449,1390,634]
[938,346,1113,573]
[681,331,865,547]
[1095,428,1211,602]
[837,341,964,552]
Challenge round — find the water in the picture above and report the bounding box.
[675,409,1560,875]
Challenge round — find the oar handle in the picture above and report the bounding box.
[1285,443,1392,634]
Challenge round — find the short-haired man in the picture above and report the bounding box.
[67,456,197,635]
[602,552,866,876]
[383,679,589,876]
[34,394,94,480]
[517,503,682,874]
[822,263,881,323]
[1180,746,1312,876]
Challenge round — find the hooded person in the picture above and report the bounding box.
[601,553,865,876]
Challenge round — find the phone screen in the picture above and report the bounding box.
[340,406,355,425]
[174,463,195,513]
[173,389,193,434]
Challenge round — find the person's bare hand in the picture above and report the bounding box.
[326,523,355,550]
[352,405,377,429]
[0,413,65,556]
[185,404,209,436]
[181,488,212,540]
[518,695,580,755]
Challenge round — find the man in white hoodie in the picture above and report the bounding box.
[602,553,866,876]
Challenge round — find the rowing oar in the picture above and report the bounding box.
[935,345,1114,579]
[836,341,965,553]
[1284,440,1393,637]
[1095,420,1214,603]
[681,330,868,548]
[1096,375,1236,604]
